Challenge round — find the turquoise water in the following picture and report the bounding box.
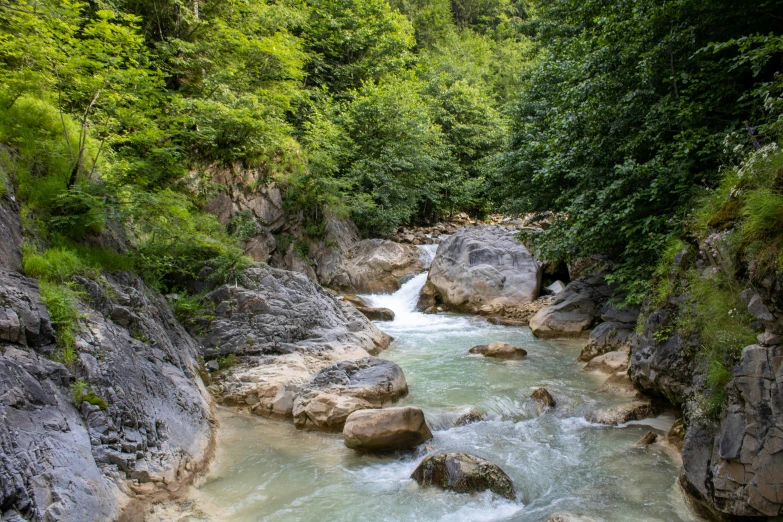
[191,249,698,522]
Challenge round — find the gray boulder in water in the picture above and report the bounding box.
[469,341,527,359]
[419,226,542,314]
[410,452,516,500]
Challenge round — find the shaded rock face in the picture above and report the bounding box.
[680,345,783,518]
[343,406,432,452]
[628,307,695,406]
[325,239,424,294]
[579,322,634,362]
[420,226,542,314]
[529,274,611,339]
[199,266,390,358]
[410,452,516,500]
[293,358,408,432]
[469,341,527,360]
[0,270,214,521]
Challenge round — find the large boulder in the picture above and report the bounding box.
[343,406,432,452]
[680,345,783,518]
[199,266,391,358]
[529,274,611,339]
[469,341,527,360]
[292,357,408,432]
[325,239,425,294]
[410,452,516,500]
[419,226,542,314]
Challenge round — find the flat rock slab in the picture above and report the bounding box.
[410,452,516,500]
[583,350,628,374]
[586,401,662,426]
[469,341,527,359]
[356,306,395,321]
[343,406,432,452]
[293,357,408,432]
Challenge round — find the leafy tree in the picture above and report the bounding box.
[497,0,783,301]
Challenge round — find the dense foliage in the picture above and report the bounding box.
[2,0,782,304]
[497,0,783,301]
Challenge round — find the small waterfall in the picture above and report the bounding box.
[362,273,428,324]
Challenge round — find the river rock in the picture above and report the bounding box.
[327,239,425,294]
[454,409,485,426]
[469,341,527,359]
[356,306,395,321]
[546,280,567,295]
[579,322,635,362]
[529,274,612,339]
[667,417,685,450]
[410,452,516,500]
[636,431,658,446]
[419,226,542,314]
[343,406,432,452]
[586,400,662,425]
[531,387,556,408]
[583,350,628,374]
[292,357,408,431]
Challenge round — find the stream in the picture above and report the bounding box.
[189,245,698,522]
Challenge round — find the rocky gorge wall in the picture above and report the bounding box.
[0,185,215,521]
[629,254,783,518]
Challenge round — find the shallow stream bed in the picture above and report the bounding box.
[189,249,698,522]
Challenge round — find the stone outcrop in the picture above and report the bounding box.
[325,239,425,294]
[198,266,391,359]
[680,344,783,518]
[0,178,22,270]
[343,406,432,452]
[628,306,695,406]
[292,358,408,431]
[529,274,612,339]
[0,270,214,522]
[410,452,516,500]
[418,226,542,315]
[468,341,527,360]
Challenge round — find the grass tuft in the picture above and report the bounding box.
[39,281,80,365]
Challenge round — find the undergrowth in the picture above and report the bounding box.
[39,280,81,365]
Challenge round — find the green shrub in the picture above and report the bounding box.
[69,379,107,409]
[217,353,236,370]
[22,246,94,283]
[172,293,205,326]
[39,281,81,364]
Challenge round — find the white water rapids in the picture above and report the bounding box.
[188,244,700,522]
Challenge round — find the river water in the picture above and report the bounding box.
[189,245,698,522]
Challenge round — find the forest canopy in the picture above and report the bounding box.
[1,0,782,299]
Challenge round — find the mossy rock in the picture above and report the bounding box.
[707,199,740,230]
[410,452,516,500]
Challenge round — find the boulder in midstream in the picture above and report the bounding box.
[469,341,527,360]
[410,452,516,500]
[343,406,432,452]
